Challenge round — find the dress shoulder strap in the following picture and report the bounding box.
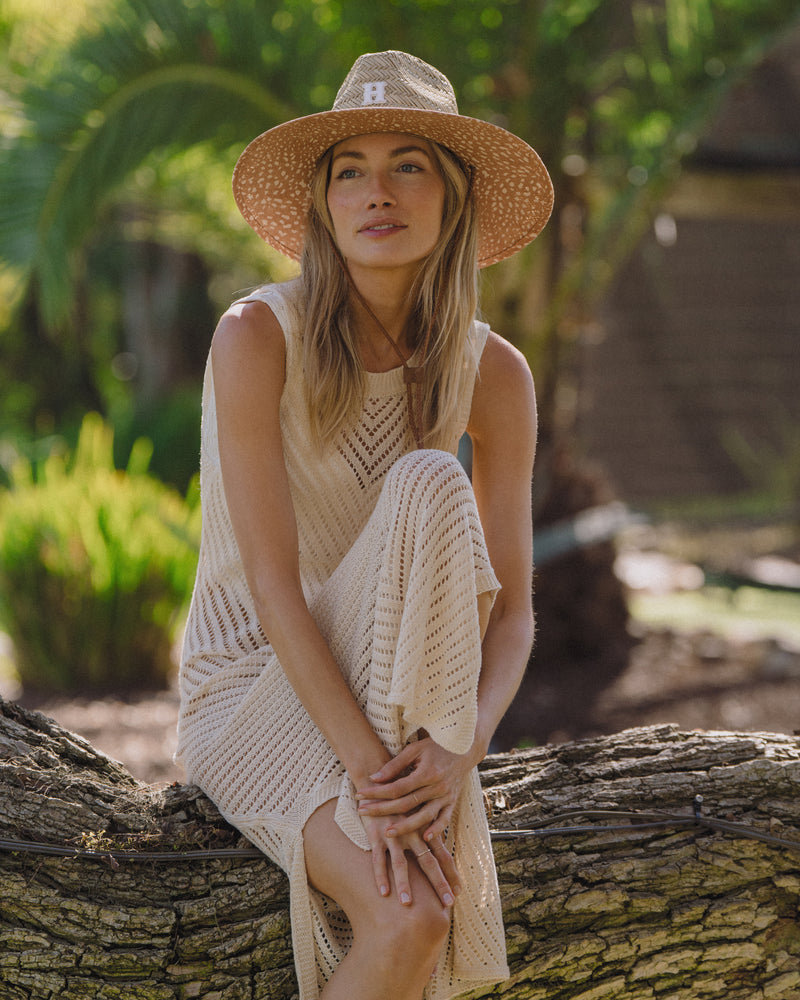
[448,318,492,451]
[472,318,491,359]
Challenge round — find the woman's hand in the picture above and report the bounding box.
[360,811,461,908]
[356,736,476,842]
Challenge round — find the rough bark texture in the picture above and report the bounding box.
[2,696,800,999]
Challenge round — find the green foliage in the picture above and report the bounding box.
[3,0,797,323]
[1,0,799,449]
[112,386,203,493]
[0,412,200,694]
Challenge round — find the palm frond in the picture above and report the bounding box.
[0,0,308,326]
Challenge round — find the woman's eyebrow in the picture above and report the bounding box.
[331,144,430,163]
[389,144,429,158]
[332,148,366,162]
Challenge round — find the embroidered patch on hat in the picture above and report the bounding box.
[362,81,387,105]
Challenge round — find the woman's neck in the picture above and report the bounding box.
[347,271,417,371]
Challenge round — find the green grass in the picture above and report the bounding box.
[629,586,800,648]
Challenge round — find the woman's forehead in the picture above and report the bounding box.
[331,131,434,156]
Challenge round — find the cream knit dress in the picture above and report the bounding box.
[175,279,510,1000]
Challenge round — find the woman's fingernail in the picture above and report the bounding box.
[380,885,389,896]
[443,893,454,907]
[386,828,396,837]
[424,832,433,842]
[453,884,462,897]
[400,892,411,905]
[370,772,382,781]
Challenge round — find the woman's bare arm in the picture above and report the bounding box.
[211,301,391,787]
[467,330,537,756]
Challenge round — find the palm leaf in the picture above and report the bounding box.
[0,0,312,326]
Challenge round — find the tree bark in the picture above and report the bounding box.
[2,697,799,999]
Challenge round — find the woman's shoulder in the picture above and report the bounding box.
[211,297,287,379]
[468,330,536,439]
[213,278,304,365]
[477,331,534,390]
[230,277,304,337]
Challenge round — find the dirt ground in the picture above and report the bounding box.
[10,621,800,787]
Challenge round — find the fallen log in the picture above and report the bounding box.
[1,696,799,999]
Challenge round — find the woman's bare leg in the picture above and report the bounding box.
[304,801,450,1000]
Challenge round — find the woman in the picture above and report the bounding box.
[175,50,553,1000]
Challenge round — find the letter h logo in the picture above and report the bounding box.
[362,81,387,105]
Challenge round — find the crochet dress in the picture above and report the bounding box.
[175,279,510,1000]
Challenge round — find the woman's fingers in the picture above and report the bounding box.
[413,847,455,907]
[414,839,461,906]
[384,801,442,837]
[359,791,453,840]
[428,837,461,897]
[370,839,390,897]
[364,812,459,907]
[367,743,417,783]
[357,773,424,801]
[388,839,413,905]
[359,739,448,800]
[358,789,428,818]
[370,825,460,909]
[422,802,455,843]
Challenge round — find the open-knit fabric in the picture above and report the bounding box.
[175,278,509,999]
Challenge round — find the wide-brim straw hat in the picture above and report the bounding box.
[233,50,553,268]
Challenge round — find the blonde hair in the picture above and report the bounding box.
[299,138,479,451]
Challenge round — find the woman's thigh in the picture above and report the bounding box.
[303,800,448,941]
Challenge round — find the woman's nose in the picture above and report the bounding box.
[367,176,396,208]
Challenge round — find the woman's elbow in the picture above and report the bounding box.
[487,594,535,653]
[249,568,306,639]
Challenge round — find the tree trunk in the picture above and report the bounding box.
[2,697,799,999]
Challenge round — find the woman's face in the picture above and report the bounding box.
[326,132,446,283]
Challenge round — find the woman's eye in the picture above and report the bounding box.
[398,163,422,173]
[335,167,359,180]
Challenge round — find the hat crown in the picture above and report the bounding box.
[332,50,459,116]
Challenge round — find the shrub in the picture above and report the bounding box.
[0,413,200,694]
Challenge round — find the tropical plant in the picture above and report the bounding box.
[0,412,200,693]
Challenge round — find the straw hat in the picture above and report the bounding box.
[233,50,553,268]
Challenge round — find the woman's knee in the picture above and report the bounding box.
[388,448,466,486]
[385,449,472,512]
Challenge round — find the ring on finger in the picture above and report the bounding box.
[415,849,433,858]
[411,791,420,806]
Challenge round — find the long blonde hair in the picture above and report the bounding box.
[299,138,479,451]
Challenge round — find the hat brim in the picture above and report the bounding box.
[232,106,553,268]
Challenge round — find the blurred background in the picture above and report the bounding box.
[1,0,798,784]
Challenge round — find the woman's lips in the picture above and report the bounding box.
[358,220,407,235]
